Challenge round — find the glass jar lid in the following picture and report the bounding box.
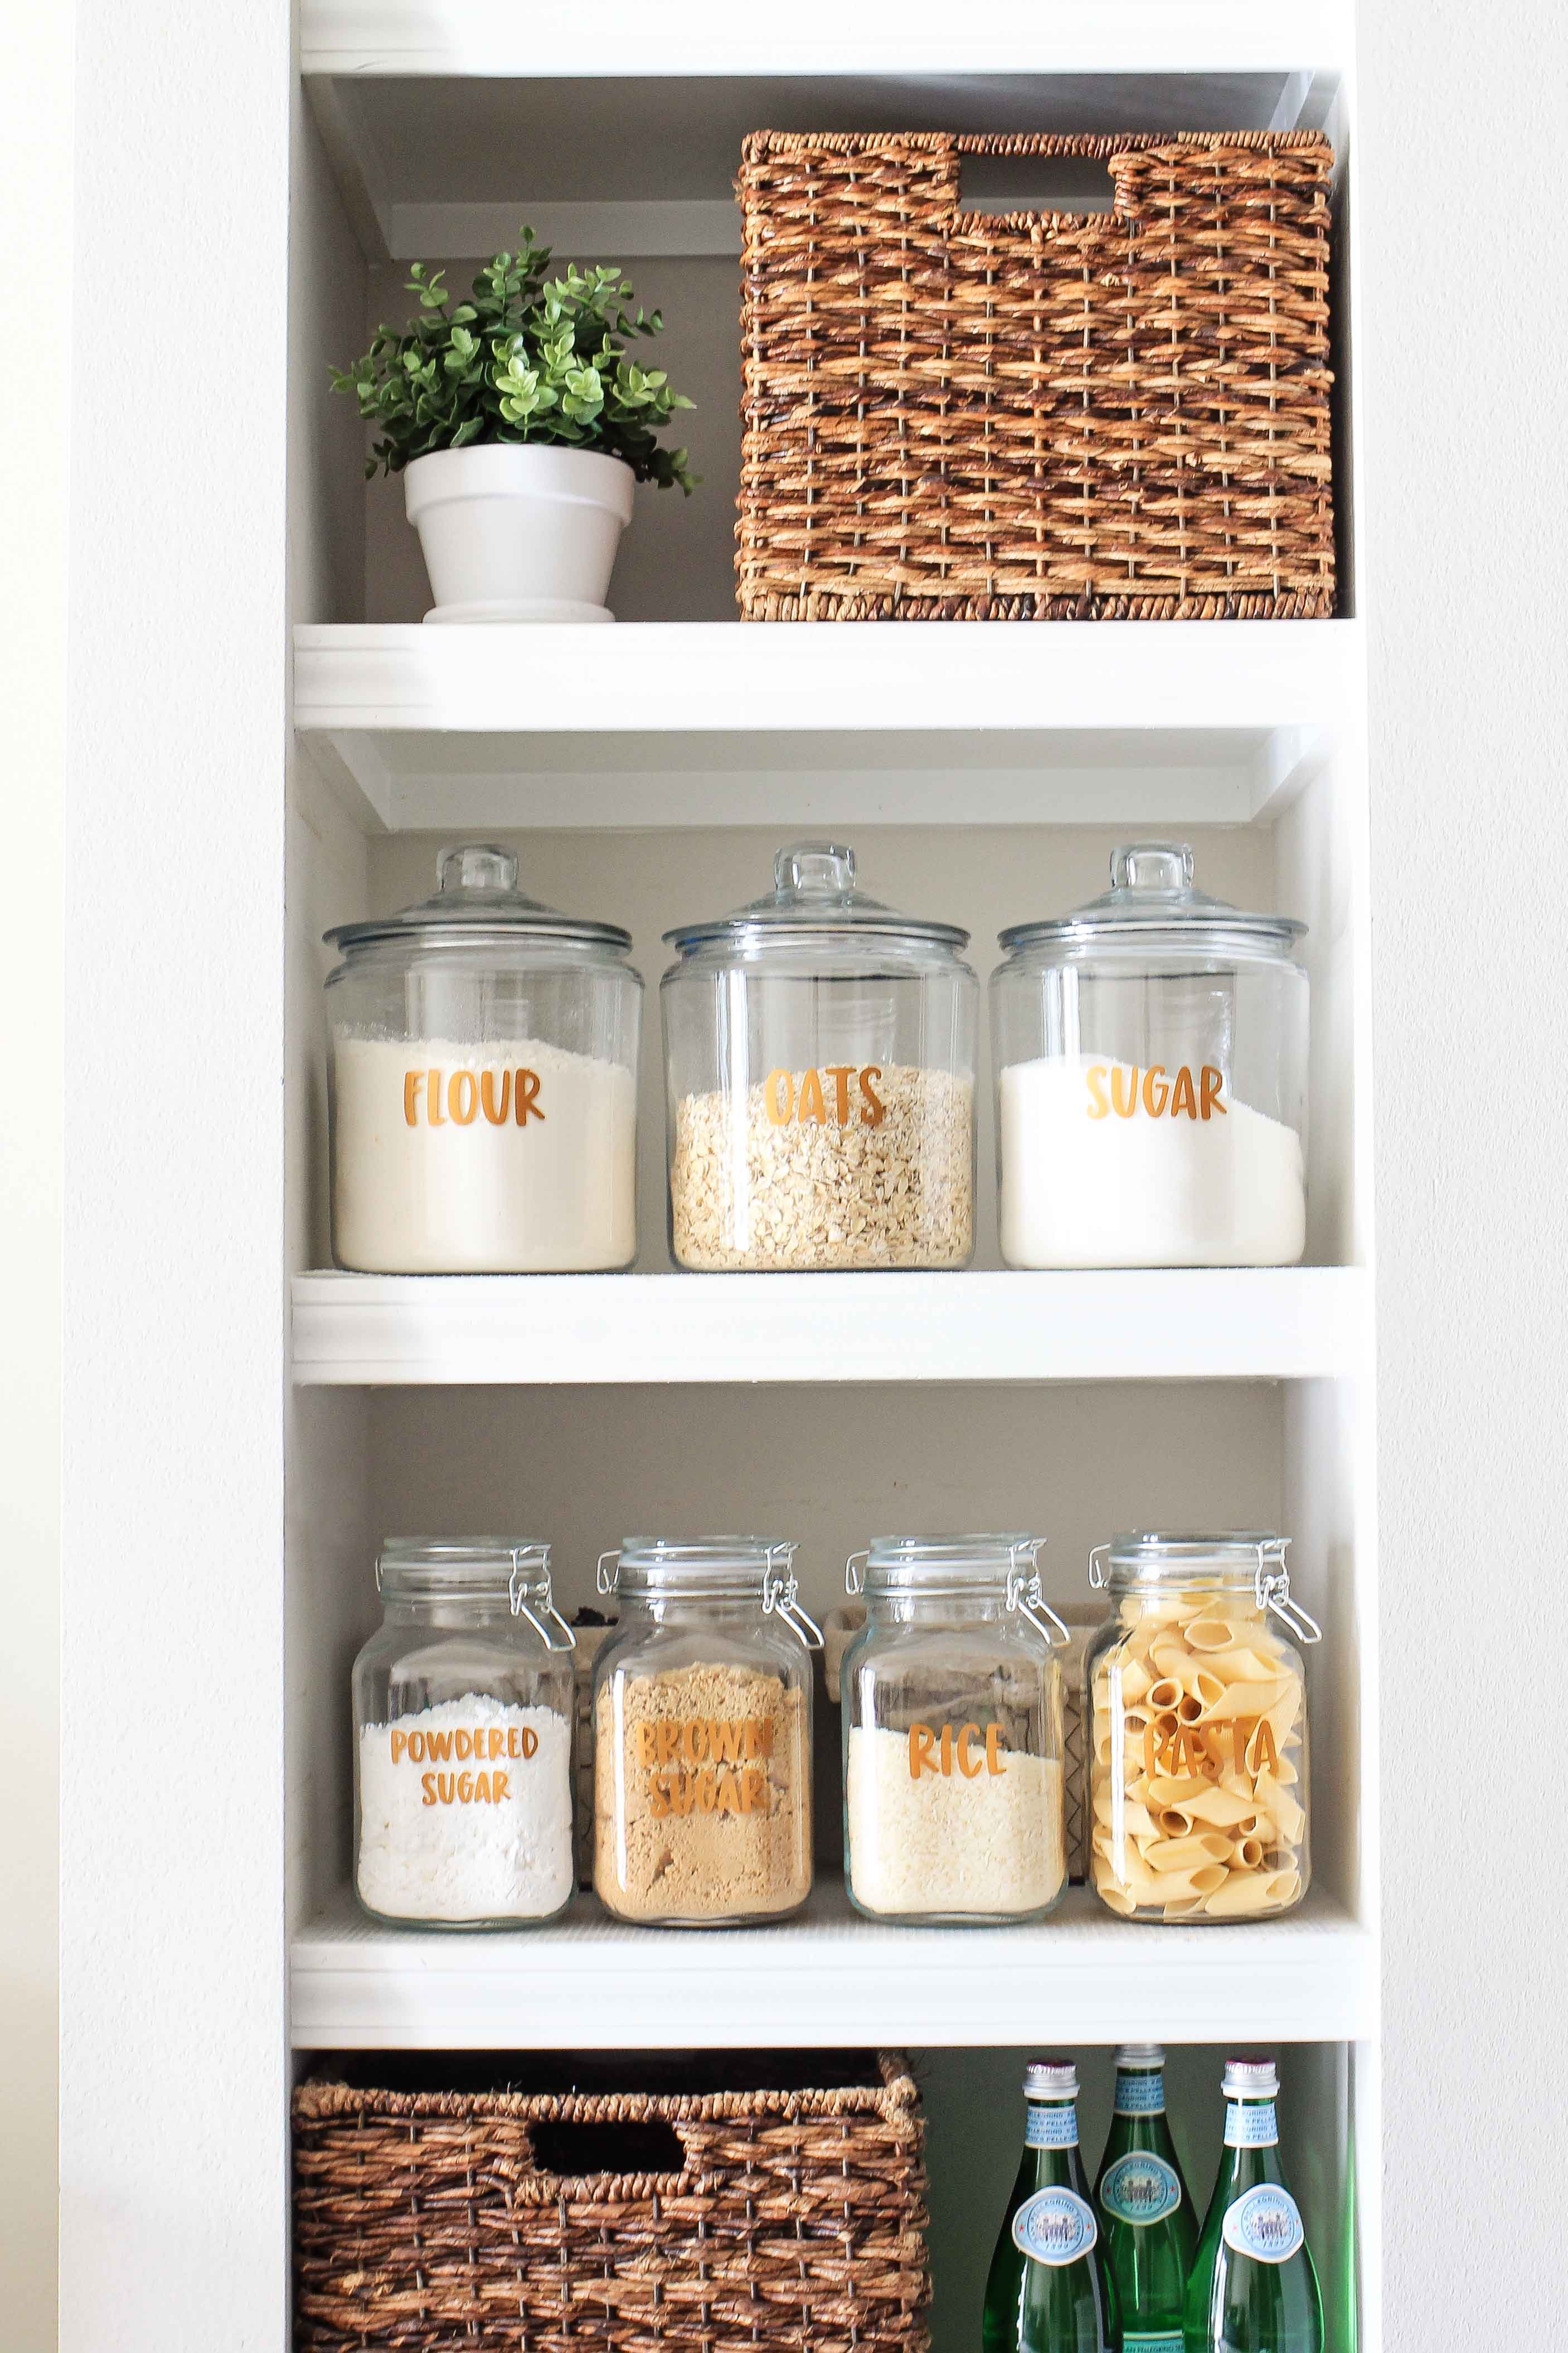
[598,1536,822,1647]
[847,1533,1068,1645]
[997,842,1305,961]
[662,841,970,958]
[326,843,633,956]
[376,1537,576,1648]
[1088,1531,1322,1644]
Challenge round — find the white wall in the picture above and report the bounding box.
[0,7,71,2349]
[58,1,292,2347]
[1360,6,1568,2340]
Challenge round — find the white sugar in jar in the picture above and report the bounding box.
[352,1539,578,1928]
[991,845,1309,1269]
[324,845,642,1273]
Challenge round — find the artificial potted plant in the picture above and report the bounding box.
[332,230,695,623]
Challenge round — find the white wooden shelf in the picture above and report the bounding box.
[295,619,1351,833]
[291,1878,1373,2049]
[291,1266,1367,1386]
[300,10,1348,260]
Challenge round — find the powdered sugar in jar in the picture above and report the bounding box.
[352,1538,577,1928]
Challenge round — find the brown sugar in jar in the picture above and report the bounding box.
[591,1540,818,1925]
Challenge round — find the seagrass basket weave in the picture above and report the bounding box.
[293,2051,930,2353]
[736,130,1336,621]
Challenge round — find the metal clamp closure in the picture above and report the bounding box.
[511,1557,576,1650]
[762,1542,823,1650]
[844,1549,870,1596]
[1254,1539,1322,1645]
[1088,1542,1111,1590]
[1007,1538,1069,1648]
[595,1548,620,1597]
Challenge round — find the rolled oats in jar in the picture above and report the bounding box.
[661,844,977,1270]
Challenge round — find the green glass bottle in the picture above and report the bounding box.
[1094,2042,1197,2353]
[983,2059,1121,2353]
[1183,2057,1324,2353]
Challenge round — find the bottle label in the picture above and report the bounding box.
[1113,2069,1167,2116]
[1224,2100,1279,2148]
[1025,2104,1079,2149]
[1098,2151,1183,2225]
[1012,2187,1099,2267]
[1222,2185,1306,2265]
[1122,2336,1186,2351]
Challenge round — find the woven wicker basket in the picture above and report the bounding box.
[736,130,1336,621]
[293,2052,930,2353]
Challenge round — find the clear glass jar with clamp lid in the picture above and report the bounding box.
[591,1537,822,1924]
[352,1538,579,1929]
[1084,1532,1322,1924]
[840,1534,1070,1923]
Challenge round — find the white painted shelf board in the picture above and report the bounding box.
[291,1266,1367,1386]
[300,23,1347,259]
[300,4,1351,84]
[291,1879,1373,2049]
[295,620,1351,833]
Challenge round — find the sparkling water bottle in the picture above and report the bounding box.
[1094,2042,1197,2352]
[983,2059,1120,2353]
[1183,2057,1323,2353]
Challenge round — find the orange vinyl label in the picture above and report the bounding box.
[634,1715,779,1818]
[402,1066,545,1127]
[763,1066,886,1129]
[907,1721,1009,1779]
[1084,1064,1227,1122]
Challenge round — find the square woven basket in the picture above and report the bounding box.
[293,2051,930,2353]
[736,129,1336,621]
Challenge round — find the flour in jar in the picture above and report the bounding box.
[356,1692,574,1923]
[999,1055,1305,1268]
[331,1033,637,1272]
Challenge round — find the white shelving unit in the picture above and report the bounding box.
[278,8,1378,2350]
[295,618,1351,832]
[293,1882,1375,2050]
[292,1267,1370,1384]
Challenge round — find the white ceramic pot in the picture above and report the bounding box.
[402,443,637,624]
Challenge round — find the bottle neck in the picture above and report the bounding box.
[1025,2097,1080,2153]
[1216,2096,1286,2194]
[1113,2063,1167,2119]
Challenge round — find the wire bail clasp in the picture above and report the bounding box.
[595,1548,620,1597]
[510,1553,576,1650]
[762,1542,823,1650]
[1254,1538,1322,1644]
[1007,1537,1069,1648]
[844,1549,870,1596]
[1088,1543,1111,1590]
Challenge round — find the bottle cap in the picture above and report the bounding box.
[1114,2043,1165,2067]
[1222,2056,1279,2099]
[1023,2060,1079,2100]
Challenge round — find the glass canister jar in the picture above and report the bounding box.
[591,1537,820,1924]
[841,1536,1069,1924]
[324,843,642,1272]
[1084,1532,1320,1924]
[661,841,978,1270]
[990,843,1308,1267]
[352,1538,578,1928]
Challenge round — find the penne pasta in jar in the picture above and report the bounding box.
[1084,1532,1321,1924]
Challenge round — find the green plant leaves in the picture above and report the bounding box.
[329,224,697,491]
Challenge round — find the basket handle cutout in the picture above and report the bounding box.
[957,151,1118,222]
[525,2116,692,2181]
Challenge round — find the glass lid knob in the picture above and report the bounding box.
[438,844,518,895]
[1111,842,1195,893]
[775,841,856,897]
